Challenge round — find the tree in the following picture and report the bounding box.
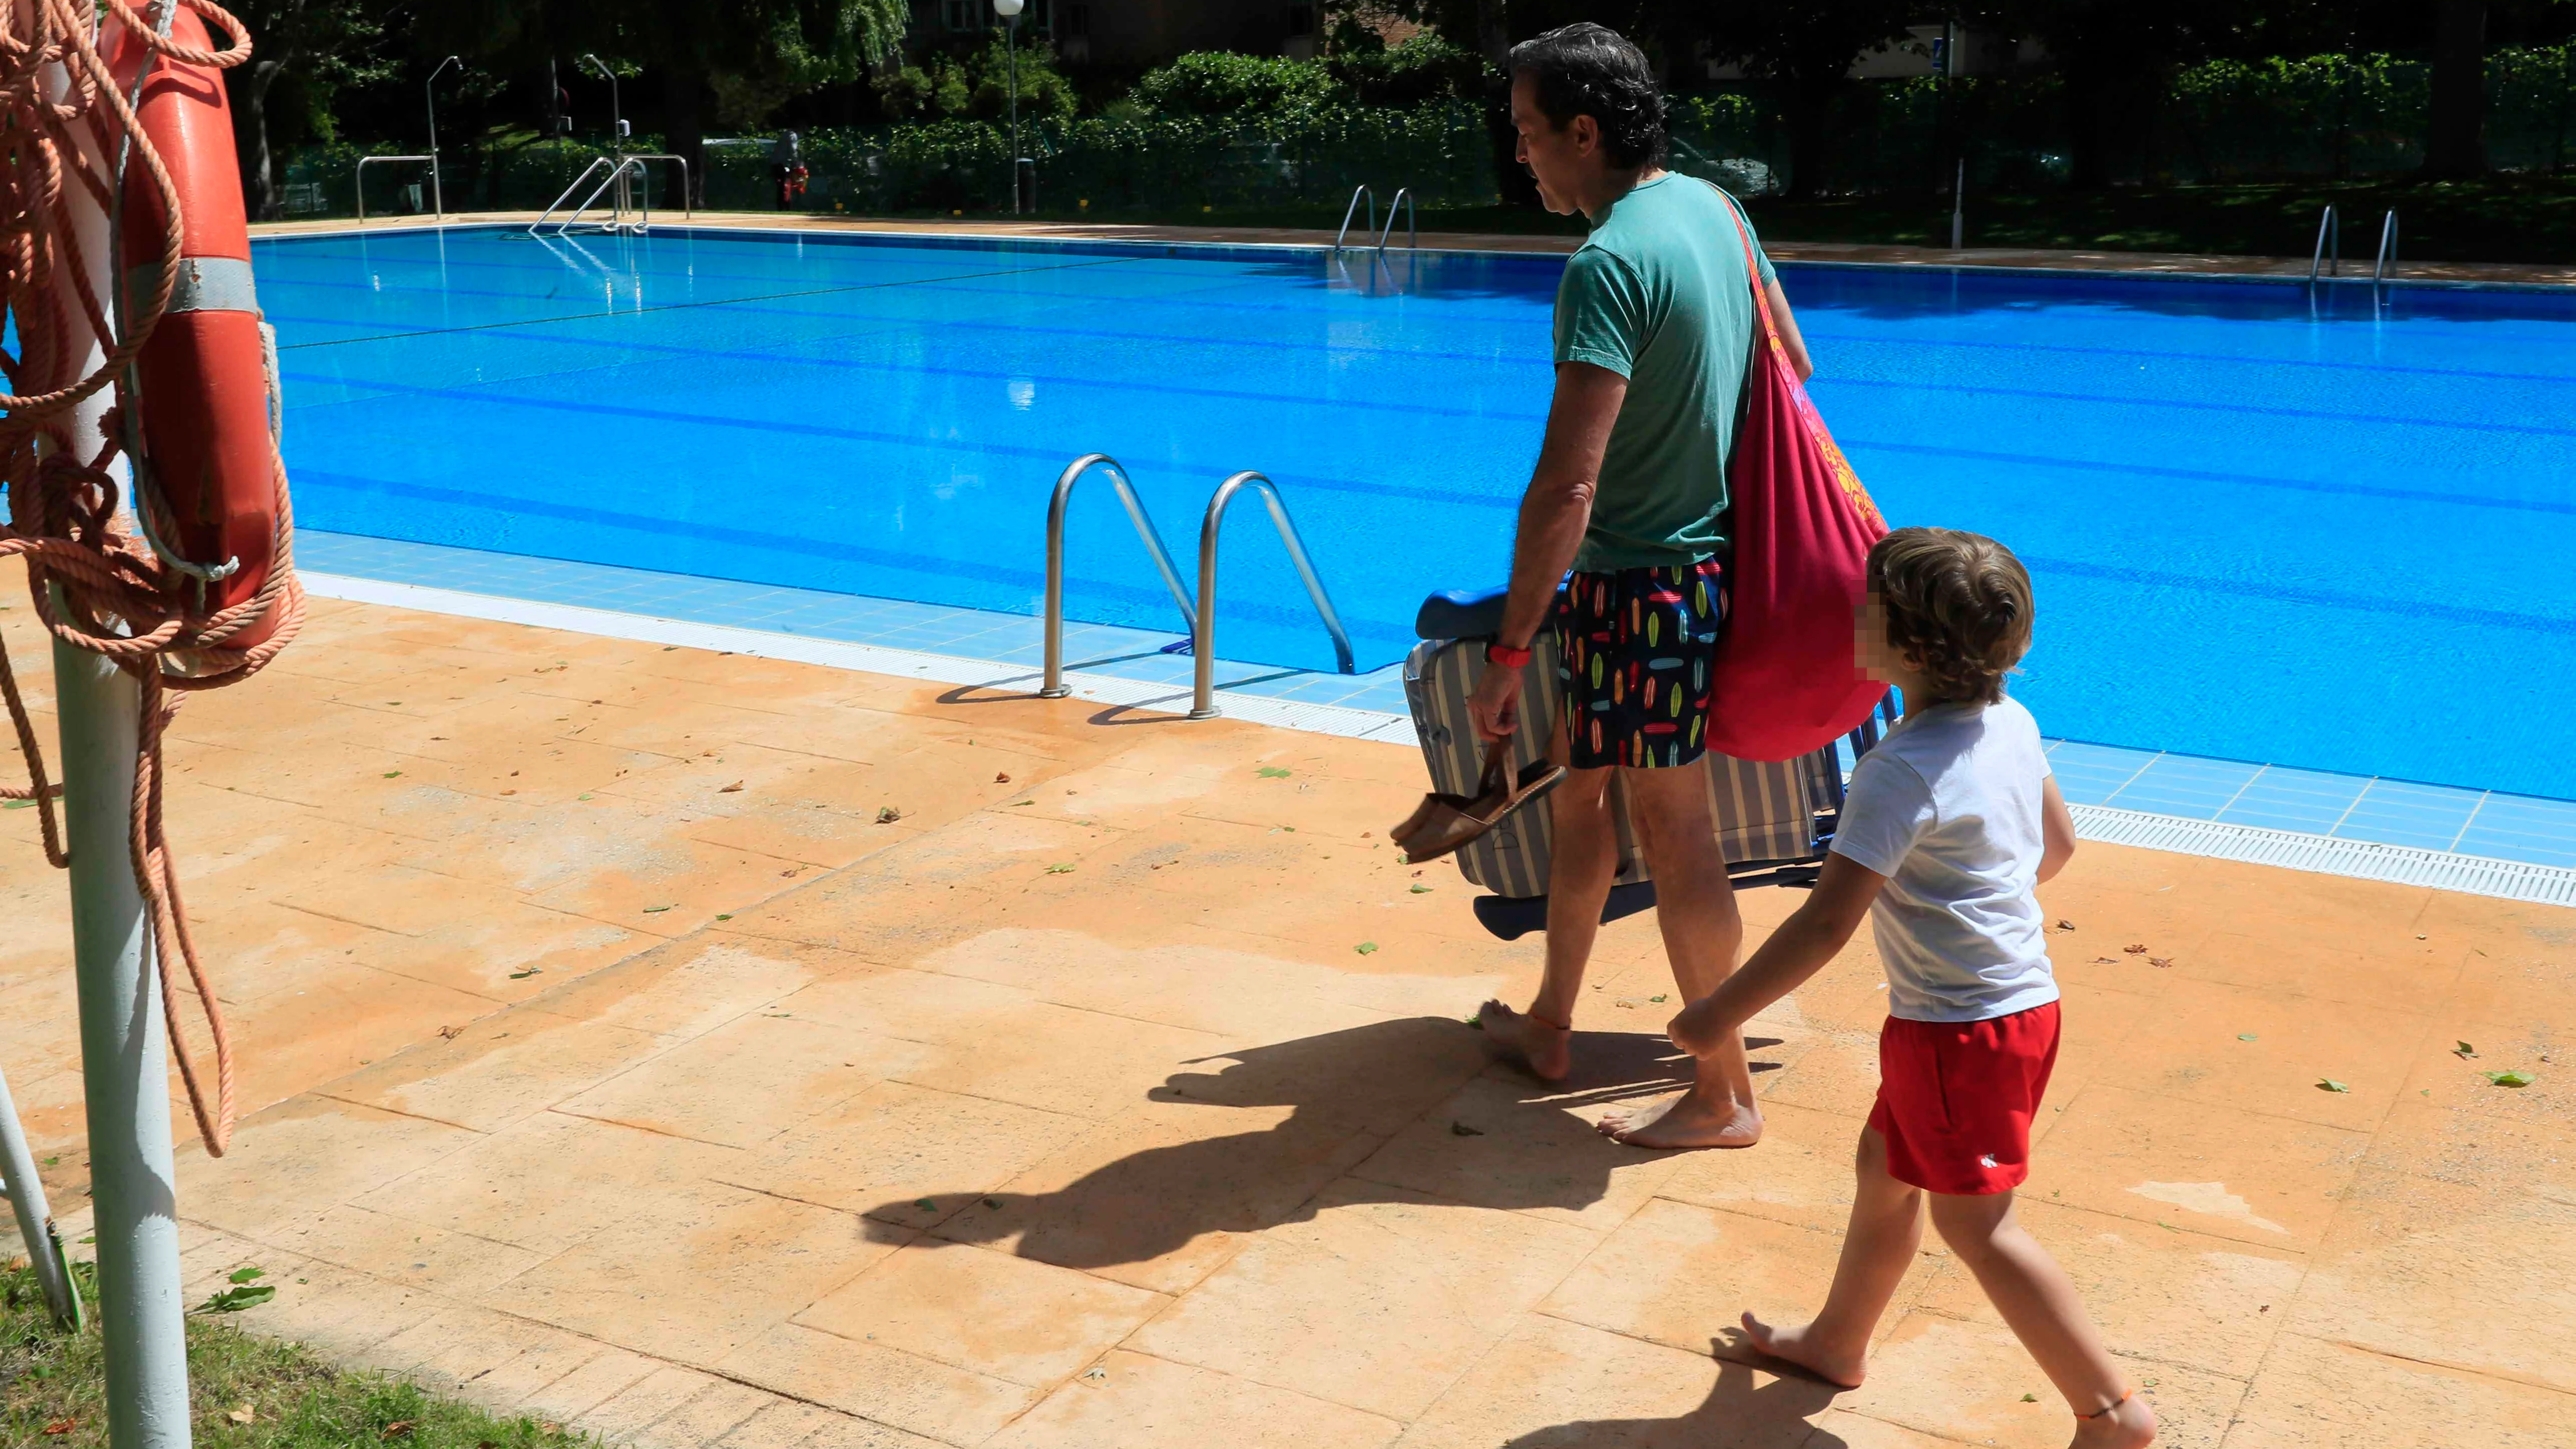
[2426,0,2489,174]
[222,0,402,220]
[421,1,908,205]
[1650,0,1916,200]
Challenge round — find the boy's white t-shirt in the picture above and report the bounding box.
[1828,696,2059,1023]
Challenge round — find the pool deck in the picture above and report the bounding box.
[250,210,2576,289]
[6,569,2572,1448]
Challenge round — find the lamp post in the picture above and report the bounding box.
[426,54,458,218]
[994,0,1025,213]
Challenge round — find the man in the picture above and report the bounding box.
[1470,23,1814,1150]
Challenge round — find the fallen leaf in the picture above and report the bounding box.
[914,1198,937,1211]
[983,1197,1002,1208]
[438,1025,462,1041]
[577,792,593,800]
[1082,1366,1108,1381]
[1008,798,1035,806]
[2092,956,2116,964]
[2454,1041,2478,1059]
[2484,1070,2534,1088]
[1410,884,1431,894]
[2020,1393,2038,1403]
[1650,994,1668,1003]
[41,1419,74,1436]
[2237,1033,2258,1042]
[1257,766,1292,778]
[877,806,902,823]
[508,968,541,980]
[228,1405,256,1425]
[229,1266,266,1285]
[1046,863,1076,875]
[2317,1078,2350,1093]
[994,772,1012,783]
[1354,941,1378,955]
[381,770,402,779]
[195,1282,275,1313]
[382,1421,417,1440]
[2149,957,2175,968]
[1450,1121,1484,1137]
[2123,944,2148,954]
[715,913,732,921]
[718,780,744,793]
[780,867,799,877]
[499,788,517,796]
[2055,919,2075,931]
[642,904,674,914]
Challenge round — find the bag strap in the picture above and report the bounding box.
[1478,739,1512,797]
[1696,176,1787,357]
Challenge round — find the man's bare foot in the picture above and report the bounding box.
[1477,999,1571,1084]
[1737,1311,1865,1389]
[1598,1088,1762,1148]
[2070,1391,2157,1449]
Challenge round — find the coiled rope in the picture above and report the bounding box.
[1,0,296,1157]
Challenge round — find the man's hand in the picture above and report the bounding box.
[1468,659,1523,742]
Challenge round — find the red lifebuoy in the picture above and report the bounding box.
[106,4,285,650]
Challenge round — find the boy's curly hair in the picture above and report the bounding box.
[1866,528,2034,706]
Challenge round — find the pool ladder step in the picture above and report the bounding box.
[1041,454,1356,720]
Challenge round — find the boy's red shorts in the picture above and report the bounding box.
[1866,1001,2061,1196]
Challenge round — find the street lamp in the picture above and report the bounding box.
[426,54,459,218]
[994,0,1026,213]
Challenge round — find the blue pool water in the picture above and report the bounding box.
[258,226,2576,800]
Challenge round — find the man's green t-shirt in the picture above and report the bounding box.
[1553,174,1778,572]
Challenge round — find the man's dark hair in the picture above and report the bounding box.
[1509,23,1667,171]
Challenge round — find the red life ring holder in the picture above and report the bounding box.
[107,3,287,651]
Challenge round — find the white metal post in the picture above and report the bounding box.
[45,3,194,1441]
[1951,157,1964,251]
[425,55,458,219]
[0,1067,82,1330]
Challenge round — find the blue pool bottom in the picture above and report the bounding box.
[299,530,2576,873]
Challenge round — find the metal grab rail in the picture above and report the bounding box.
[531,154,617,235]
[355,154,440,224]
[1190,471,1356,720]
[1376,187,1417,252]
[1334,185,1376,250]
[2373,209,2399,285]
[2308,204,2339,282]
[529,152,695,237]
[1040,454,1197,699]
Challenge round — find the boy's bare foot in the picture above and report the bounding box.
[1597,1088,1762,1148]
[1477,999,1571,1084]
[2070,1391,2157,1449]
[1737,1311,1865,1389]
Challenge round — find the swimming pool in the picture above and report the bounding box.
[259,227,2576,801]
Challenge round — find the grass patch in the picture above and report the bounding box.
[0,1259,591,1449]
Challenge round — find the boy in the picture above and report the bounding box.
[1665,528,2156,1447]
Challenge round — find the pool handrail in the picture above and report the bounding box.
[2308,204,2339,282]
[1040,454,1197,700]
[1376,187,1417,252]
[2373,209,2399,286]
[355,154,440,225]
[1334,186,1376,251]
[1190,471,1356,720]
[531,154,618,235]
[531,153,694,237]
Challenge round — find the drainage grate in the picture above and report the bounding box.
[2070,804,2576,907]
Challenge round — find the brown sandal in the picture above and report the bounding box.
[1389,742,1566,866]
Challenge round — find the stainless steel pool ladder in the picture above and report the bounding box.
[1189,471,1356,719]
[2372,210,2399,285]
[530,152,695,236]
[1038,457,1357,720]
[1334,185,1418,252]
[1040,454,1197,700]
[2308,205,2340,282]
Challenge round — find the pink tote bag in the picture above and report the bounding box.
[1703,189,1890,761]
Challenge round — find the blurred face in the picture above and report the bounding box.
[1853,595,1915,686]
[1510,72,1598,216]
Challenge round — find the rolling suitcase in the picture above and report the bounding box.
[1401,588,1874,939]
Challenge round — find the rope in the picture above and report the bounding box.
[0,0,288,1157]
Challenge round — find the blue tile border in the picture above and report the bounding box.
[295,528,2576,874]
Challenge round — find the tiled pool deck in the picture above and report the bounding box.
[302,530,2576,872]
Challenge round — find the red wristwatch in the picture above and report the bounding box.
[1485,641,1534,669]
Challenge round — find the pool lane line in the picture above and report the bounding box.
[1827,372,2576,441]
[276,317,1553,429]
[273,375,1522,517]
[284,466,1426,655]
[1799,328,2576,390]
[270,253,1154,352]
[2020,552,2576,637]
[1840,438,2576,520]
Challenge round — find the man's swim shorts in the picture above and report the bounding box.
[1551,558,1729,770]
